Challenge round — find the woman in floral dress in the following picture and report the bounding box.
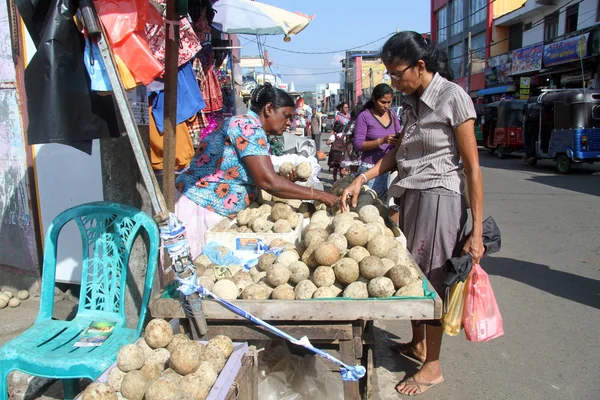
[176,83,338,257]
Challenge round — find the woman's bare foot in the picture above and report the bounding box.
[395,361,444,396]
[389,342,426,363]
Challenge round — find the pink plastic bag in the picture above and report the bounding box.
[462,263,504,342]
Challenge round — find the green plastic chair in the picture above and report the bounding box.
[0,202,159,400]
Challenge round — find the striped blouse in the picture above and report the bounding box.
[389,73,476,197]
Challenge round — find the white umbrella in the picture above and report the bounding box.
[212,0,314,37]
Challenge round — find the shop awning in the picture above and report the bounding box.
[477,85,517,96]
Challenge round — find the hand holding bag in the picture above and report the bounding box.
[462,263,504,342]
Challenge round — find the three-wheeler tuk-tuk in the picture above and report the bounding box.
[474,103,485,146]
[481,100,527,158]
[523,89,600,173]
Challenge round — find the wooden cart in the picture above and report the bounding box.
[150,282,442,400]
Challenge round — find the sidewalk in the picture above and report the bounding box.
[0,292,78,347]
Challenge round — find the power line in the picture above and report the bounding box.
[240,32,395,55]
[271,63,342,71]
[278,71,342,76]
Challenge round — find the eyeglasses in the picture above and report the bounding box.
[389,65,413,81]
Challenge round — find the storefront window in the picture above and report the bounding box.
[450,43,464,77]
[450,0,463,37]
[471,33,486,74]
[470,0,486,26]
[437,6,448,43]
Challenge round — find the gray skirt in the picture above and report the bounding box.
[396,187,468,298]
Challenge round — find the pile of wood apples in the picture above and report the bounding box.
[196,176,425,300]
[80,319,234,400]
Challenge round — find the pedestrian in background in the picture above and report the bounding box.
[353,83,399,198]
[327,102,351,181]
[310,107,322,151]
[341,31,484,396]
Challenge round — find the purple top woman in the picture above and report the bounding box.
[353,83,400,197]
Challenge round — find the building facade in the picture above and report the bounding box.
[343,51,392,107]
[432,0,600,101]
[430,0,495,96]
[490,0,600,100]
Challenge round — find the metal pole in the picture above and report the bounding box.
[163,0,179,214]
[466,31,472,94]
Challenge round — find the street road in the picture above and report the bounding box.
[364,153,600,399]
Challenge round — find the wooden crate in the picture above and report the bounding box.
[224,354,258,400]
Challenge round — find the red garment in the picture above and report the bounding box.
[202,67,223,113]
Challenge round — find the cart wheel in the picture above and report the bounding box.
[487,147,495,155]
[496,145,505,159]
[556,154,571,174]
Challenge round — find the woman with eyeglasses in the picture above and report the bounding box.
[341,31,484,396]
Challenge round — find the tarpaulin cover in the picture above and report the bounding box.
[17,0,123,153]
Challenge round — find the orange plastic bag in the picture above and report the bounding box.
[113,31,163,86]
[462,264,504,342]
[115,54,139,90]
[442,280,466,336]
[93,0,161,44]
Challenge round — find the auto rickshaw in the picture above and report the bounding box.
[474,104,485,146]
[523,89,600,173]
[482,100,527,158]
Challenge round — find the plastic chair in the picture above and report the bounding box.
[0,202,159,400]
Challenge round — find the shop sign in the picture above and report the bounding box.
[488,52,512,68]
[486,64,513,85]
[278,83,288,90]
[519,77,530,100]
[511,43,543,75]
[560,71,592,85]
[543,33,589,67]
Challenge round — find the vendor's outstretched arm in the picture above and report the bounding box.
[243,155,339,206]
[340,145,398,212]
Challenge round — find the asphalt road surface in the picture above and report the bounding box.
[361,153,600,400]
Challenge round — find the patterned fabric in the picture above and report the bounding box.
[334,111,351,131]
[186,114,202,148]
[176,110,270,217]
[389,73,476,197]
[145,12,201,68]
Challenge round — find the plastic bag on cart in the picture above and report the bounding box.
[442,280,466,336]
[258,341,343,400]
[281,133,317,158]
[462,263,504,342]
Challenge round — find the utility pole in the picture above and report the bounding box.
[466,31,472,94]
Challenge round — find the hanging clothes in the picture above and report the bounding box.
[196,46,223,113]
[145,1,202,68]
[149,106,194,171]
[150,62,206,132]
[17,0,123,153]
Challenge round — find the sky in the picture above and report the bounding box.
[238,1,432,92]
